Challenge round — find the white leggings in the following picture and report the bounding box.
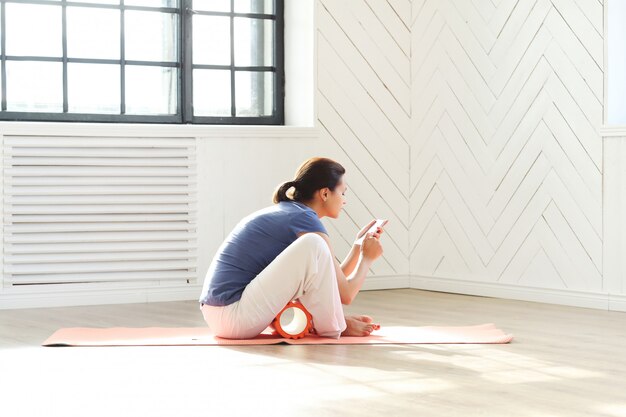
[200,233,347,339]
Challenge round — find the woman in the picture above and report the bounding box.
[199,157,384,339]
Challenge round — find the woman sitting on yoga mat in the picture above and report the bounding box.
[199,157,385,339]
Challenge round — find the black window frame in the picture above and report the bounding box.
[0,0,284,125]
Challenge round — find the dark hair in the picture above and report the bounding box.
[273,157,345,204]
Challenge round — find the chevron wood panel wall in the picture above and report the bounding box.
[316,0,411,277]
[410,0,603,292]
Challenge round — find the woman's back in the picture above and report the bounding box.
[199,201,327,306]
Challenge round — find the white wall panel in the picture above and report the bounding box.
[317,0,411,278]
[410,0,604,297]
[604,136,626,299]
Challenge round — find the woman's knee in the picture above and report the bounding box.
[296,233,331,257]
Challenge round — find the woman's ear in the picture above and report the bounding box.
[319,187,330,201]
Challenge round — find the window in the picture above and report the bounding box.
[0,0,284,124]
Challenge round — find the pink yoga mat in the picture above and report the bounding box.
[42,323,513,346]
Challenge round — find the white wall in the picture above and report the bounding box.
[606,0,626,125]
[603,0,626,312]
[200,0,414,297]
[409,0,617,310]
[0,0,412,308]
[603,133,626,311]
[315,0,411,281]
[3,0,626,312]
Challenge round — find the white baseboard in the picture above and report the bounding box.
[0,285,203,310]
[609,294,626,312]
[411,275,613,311]
[362,275,410,291]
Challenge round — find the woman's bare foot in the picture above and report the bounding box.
[341,315,380,337]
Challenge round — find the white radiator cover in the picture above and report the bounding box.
[2,136,197,289]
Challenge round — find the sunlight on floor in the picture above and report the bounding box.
[0,347,456,417]
[596,404,626,417]
[391,344,604,384]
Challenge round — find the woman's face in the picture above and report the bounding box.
[325,176,347,218]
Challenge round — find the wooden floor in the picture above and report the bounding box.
[1,288,626,417]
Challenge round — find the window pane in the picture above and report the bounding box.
[6,4,62,57]
[234,18,273,67]
[193,69,231,116]
[67,7,120,59]
[68,63,120,114]
[74,0,119,4]
[192,0,230,12]
[125,0,177,6]
[234,0,273,14]
[235,71,272,116]
[126,66,177,115]
[126,11,177,62]
[193,16,231,65]
[6,61,63,112]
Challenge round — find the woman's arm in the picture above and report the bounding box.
[340,220,384,276]
[340,245,361,276]
[315,232,383,305]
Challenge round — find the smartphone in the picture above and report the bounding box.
[355,219,388,245]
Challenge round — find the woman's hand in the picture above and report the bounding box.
[355,219,385,244]
[361,233,383,261]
